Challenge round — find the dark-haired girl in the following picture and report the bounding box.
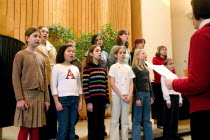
[85,34,108,68]
[51,45,83,140]
[108,29,131,68]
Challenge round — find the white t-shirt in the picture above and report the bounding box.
[108,62,135,95]
[51,64,82,97]
[161,75,182,103]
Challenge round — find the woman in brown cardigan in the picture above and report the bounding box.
[36,26,57,140]
[12,27,50,140]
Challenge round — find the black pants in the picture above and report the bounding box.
[87,96,106,140]
[39,86,57,140]
[190,110,210,140]
[154,83,164,126]
[163,95,179,140]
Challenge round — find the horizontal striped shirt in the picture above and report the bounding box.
[83,63,110,104]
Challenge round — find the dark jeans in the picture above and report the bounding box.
[163,95,179,140]
[87,96,106,140]
[56,96,79,140]
[190,110,210,140]
[39,86,57,140]
[154,83,164,126]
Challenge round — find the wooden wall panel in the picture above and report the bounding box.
[0,0,7,16]
[0,0,142,47]
[73,0,78,34]
[52,0,57,25]
[7,0,14,19]
[69,0,73,28]
[66,0,70,27]
[14,0,20,39]
[20,0,26,41]
[77,0,81,33]
[32,0,38,27]
[107,0,132,50]
[131,0,143,47]
[48,0,53,26]
[26,0,33,29]
[38,0,44,26]
[43,0,49,26]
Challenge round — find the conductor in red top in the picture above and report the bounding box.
[165,0,210,140]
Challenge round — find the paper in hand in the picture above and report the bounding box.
[145,61,178,79]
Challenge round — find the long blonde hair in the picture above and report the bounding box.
[132,49,147,71]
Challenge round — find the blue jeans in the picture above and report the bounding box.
[56,96,79,140]
[132,91,154,140]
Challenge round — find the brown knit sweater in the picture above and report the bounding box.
[12,50,49,102]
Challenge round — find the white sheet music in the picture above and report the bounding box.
[145,61,178,79]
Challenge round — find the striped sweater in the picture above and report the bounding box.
[83,62,110,104]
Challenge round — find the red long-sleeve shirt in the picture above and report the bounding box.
[152,57,167,83]
[172,22,210,114]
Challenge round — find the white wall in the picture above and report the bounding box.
[141,0,172,80]
[171,0,195,77]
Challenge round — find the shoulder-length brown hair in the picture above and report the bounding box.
[82,45,103,67]
[116,29,129,48]
[155,45,167,58]
[25,27,40,45]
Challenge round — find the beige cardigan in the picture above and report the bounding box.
[12,50,49,102]
[36,41,57,85]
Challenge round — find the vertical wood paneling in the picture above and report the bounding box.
[77,0,82,33]
[43,0,49,26]
[66,0,69,27]
[32,0,38,27]
[38,0,44,26]
[73,0,78,34]
[26,0,32,29]
[88,0,91,33]
[0,0,7,16]
[57,0,61,24]
[131,0,142,46]
[69,0,73,28]
[0,0,141,46]
[107,0,132,50]
[3,0,14,37]
[14,0,20,39]
[85,0,89,33]
[48,0,53,26]
[52,0,57,24]
[81,0,86,33]
[7,0,14,19]
[62,0,66,27]
[20,0,26,41]
[91,0,95,32]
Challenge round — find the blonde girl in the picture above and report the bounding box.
[131,49,154,140]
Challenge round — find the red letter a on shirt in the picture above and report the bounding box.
[66,69,75,79]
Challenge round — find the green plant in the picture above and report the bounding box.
[75,32,94,60]
[100,23,117,53]
[48,23,117,61]
[48,24,75,49]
